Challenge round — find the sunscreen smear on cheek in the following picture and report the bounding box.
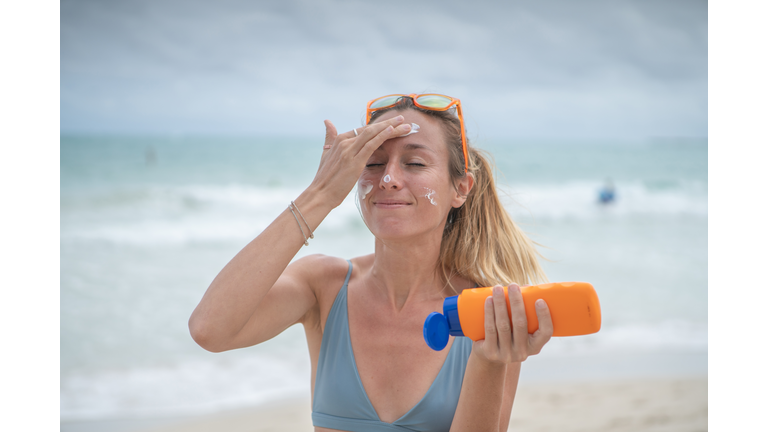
[423,188,437,205]
[357,180,373,208]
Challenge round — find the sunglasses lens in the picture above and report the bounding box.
[369,95,404,109]
[415,95,453,109]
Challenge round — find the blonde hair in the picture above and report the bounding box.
[440,147,548,291]
[368,97,547,291]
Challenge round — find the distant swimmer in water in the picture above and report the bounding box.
[598,178,615,204]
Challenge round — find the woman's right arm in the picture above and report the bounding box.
[188,116,410,353]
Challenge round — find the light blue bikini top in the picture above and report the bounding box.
[312,261,474,432]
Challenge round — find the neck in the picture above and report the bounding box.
[367,227,449,312]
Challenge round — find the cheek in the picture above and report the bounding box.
[357,178,373,203]
[407,172,447,208]
[422,187,438,206]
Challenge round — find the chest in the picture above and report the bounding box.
[347,290,453,422]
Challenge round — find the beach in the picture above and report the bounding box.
[84,377,705,432]
[60,137,707,430]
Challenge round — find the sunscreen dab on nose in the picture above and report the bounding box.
[423,188,437,206]
[399,123,420,137]
[383,174,391,183]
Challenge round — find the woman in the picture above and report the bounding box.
[189,94,554,432]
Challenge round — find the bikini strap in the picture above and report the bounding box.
[343,260,353,287]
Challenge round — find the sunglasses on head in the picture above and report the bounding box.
[365,93,469,174]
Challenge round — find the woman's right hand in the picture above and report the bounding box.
[310,115,412,207]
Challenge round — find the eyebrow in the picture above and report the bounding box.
[403,143,437,154]
[372,142,438,155]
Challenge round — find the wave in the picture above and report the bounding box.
[539,319,708,357]
[61,351,311,421]
[61,180,707,245]
[500,180,707,220]
[61,184,366,245]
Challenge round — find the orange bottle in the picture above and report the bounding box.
[423,282,601,350]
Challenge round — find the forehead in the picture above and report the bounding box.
[371,109,447,152]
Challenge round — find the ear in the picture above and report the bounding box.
[451,173,475,208]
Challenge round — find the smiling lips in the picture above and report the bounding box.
[373,199,411,208]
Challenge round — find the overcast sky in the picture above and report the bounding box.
[61,0,707,139]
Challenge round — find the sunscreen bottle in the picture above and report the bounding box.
[423,282,601,351]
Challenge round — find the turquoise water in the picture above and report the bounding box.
[61,135,707,420]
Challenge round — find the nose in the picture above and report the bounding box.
[380,163,402,190]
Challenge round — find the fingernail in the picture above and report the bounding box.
[511,284,520,293]
[403,123,411,130]
[536,299,545,308]
[395,115,404,122]
[493,285,502,294]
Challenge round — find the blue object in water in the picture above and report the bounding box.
[599,189,615,204]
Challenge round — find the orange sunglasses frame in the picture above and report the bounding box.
[365,93,469,174]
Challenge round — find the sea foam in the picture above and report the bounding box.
[61,180,707,245]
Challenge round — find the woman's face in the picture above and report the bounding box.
[358,109,470,241]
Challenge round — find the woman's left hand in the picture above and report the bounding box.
[471,284,553,364]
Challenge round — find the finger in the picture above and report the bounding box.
[530,299,553,353]
[353,124,397,160]
[492,285,513,359]
[324,120,338,146]
[483,296,499,360]
[390,122,413,137]
[507,283,529,357]
[352,115,405,150]
[353,121,412,161]
[336,127,362,142]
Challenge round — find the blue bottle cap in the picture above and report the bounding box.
[423,312,450,351]
[443,295,464,337]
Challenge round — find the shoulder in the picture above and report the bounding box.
[287,254,350,289]
[290,254,369,331]
[449,275,481,294]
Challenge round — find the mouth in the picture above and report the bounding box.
[373,199,411,208]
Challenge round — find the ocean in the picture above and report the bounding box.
[60,135,707,423]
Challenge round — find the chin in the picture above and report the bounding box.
[368,220,445,243]
[368,223,414,240]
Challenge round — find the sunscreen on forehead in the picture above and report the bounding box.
[398,123,420,137]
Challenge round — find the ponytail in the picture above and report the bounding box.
[439,148,548,292]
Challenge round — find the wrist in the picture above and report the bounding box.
[307,180,343,207]
[292,186,334,232]
[470,348,520,371]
